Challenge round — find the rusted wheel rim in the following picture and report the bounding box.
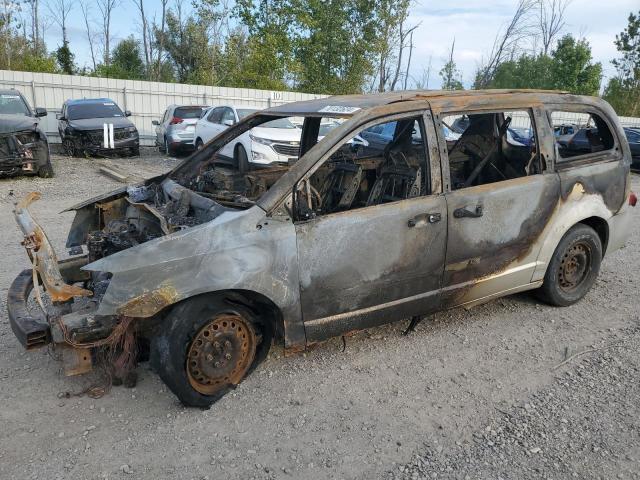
[186,314,256,395]
[558,241,591,292]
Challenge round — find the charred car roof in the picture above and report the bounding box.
[264,89,574,117]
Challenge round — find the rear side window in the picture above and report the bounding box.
[174,106,204,119]
[550,111,615,160]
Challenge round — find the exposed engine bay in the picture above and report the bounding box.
[80,165,290,263]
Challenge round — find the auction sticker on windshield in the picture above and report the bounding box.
[318,106,361,114]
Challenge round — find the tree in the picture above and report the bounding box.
[79,0,97,70]
[154,2,217,84]
[440,39,464,90]
[603,11,640,116]
[55,39,75,74]
[474,0,536,88]
[537,0,571,55]
[373,0,419,92]
[46,0,74,44]
[295,0,380,94]
[0,1,57,72]
[490,35,602,95]
[95,36,145,79]
[97,0,118,66]
[550,35,601,94]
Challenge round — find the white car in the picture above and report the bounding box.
[194,105,301,171]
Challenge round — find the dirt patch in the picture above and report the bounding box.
[0,157,639,479]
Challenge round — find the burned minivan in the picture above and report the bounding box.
[9,90,636,407]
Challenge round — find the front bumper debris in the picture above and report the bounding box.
[7,269,50,349]
[14,192,93,303]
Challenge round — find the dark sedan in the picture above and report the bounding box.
[57,98,139,157]
[624,127,640,171]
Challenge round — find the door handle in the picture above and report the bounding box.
[453,205,483,219]
[408,212,441,228]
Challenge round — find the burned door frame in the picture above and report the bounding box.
[292,108,448,343]
[432,101,561,308]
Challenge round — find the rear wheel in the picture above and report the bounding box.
[150,295,271,408]
[537,224,602,306]
[235,145,249,173]
[163,137,173,156]
[195,138,204,150]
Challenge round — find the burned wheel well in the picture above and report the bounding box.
[220,289,284,345]
[579,216,609,256]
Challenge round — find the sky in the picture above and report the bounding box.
[41,0,638,90]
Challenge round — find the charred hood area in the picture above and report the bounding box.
[68,161,290,265]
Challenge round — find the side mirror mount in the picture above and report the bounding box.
[124,110,132,117]
[56,113,65,121]
[152,119,159,126]
[34,107,47,117]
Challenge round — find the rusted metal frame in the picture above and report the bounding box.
[420,108,444,195]
[14,192,93,303]
[542,102,626,170]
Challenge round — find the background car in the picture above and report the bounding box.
[0,89,52,177]
[194,104,301,171]
[153,104,205,155]
[57,98,139,157]
[509,127,534,146]
[624,127,640,170]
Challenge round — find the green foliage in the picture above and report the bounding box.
[234,0,296,90]
[294,0,378,94]
[489,35,602,95]
[0,10,57,73]
[603,11,640,116]
[440,59,464,91]
[55,41,76,75]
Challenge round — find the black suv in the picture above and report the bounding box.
[0,89,52,177]
[58,98,139,157]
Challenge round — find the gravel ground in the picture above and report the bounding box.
[0,153,639,480]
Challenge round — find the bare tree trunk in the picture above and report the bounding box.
[133,0,150,74]
[47,0,75,44]
[538,0,570,55]
[97,0,118,67]
[404,30,413,90]
[80,1,97,70]
[155,0,168,80]
[475,0,536,88]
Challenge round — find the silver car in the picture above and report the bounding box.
[153,105,205,155]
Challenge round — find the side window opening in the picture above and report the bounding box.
[550,111,615,160]
[295,116,429,220]
[442,110,539,191]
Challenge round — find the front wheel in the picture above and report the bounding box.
[62,138,77,157]
[150,295,271,408]
[537,224,602,306]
